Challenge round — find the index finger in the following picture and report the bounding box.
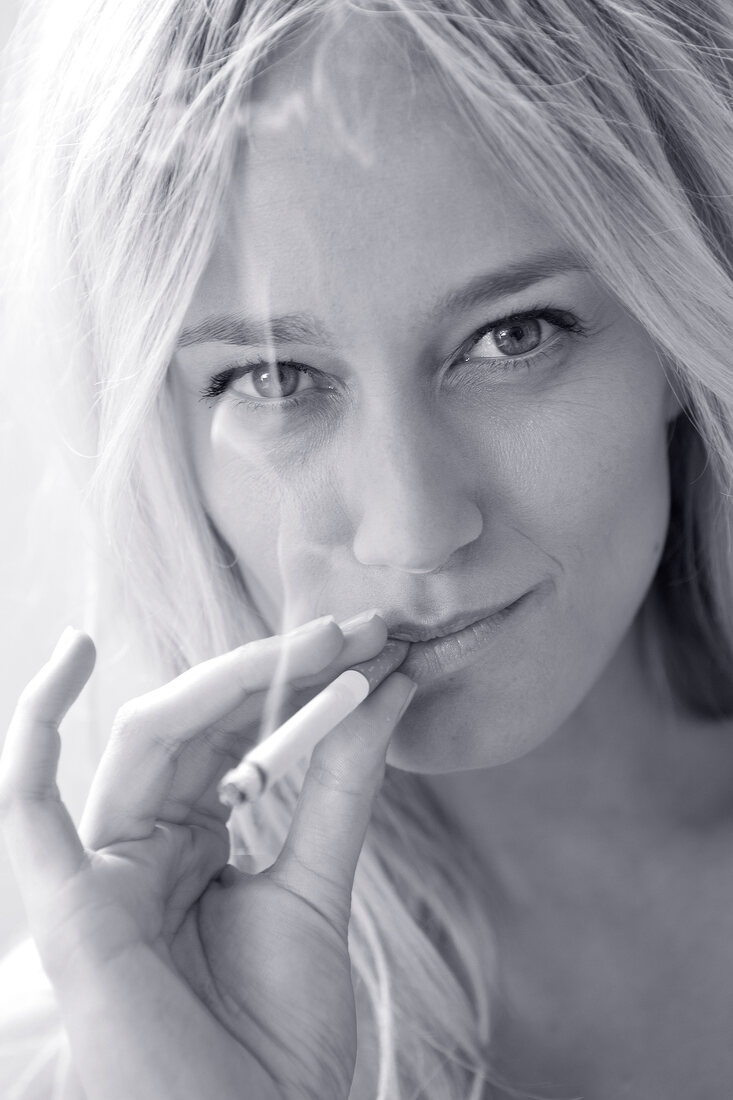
[79,617,350,848]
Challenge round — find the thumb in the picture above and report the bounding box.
[270,672,417,926]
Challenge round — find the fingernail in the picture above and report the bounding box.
[340,608,383,631]
[288,615,337,637]
[395,680,418,722]
[51,626,79,660]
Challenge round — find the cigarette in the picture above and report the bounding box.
[217,638,410,806]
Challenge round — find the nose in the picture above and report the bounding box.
[348,407,483,573]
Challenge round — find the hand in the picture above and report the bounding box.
[0,617,416,1100]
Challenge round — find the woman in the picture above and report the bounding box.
[2,0,733,1096]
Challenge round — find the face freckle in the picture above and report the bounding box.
[171,14,678,773]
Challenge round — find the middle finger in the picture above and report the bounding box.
[81,613,388,848]
[80,617,345,848]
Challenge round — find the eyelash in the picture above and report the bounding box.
[460,305,587,365]
[200,358,314,406]
[198,304,587,406]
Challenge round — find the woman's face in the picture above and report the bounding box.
[171,21,679,772]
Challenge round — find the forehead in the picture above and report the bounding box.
[187,11,563,329]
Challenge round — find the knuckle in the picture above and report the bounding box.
[110,700,149,741]
[0,776,49,819]
[308,760,370,802]
[210,640,260,698]
[13,682,44,721]
[111,698,182,758]
[232,656,257,697]
[268,855,350,930]
[15,682,35,711]
[14,656,68,719]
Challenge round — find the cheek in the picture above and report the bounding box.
[539,383,671,595]
[492,366,672,693]
[507,371,672,716]
[389,385,673,772]
[528,425,668,583]
[198,404,352,627]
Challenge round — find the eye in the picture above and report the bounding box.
[200,358,321,405]
[462,308,585,364]
[476,316,543,357]
[238,362,314,399]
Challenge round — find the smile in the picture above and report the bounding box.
[387,603,514,643]
[389,590,537,684]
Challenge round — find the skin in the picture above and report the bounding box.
[0,616,417,1100]
[4,14,733,1100]
[168,14,733,1098]
[171,19,678,778]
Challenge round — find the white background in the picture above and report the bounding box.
[0,0,107,951]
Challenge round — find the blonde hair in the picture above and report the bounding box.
[3,0,733,1096]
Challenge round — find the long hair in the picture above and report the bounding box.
[2,1,733,1096]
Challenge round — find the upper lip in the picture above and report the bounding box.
[385,599,521,644]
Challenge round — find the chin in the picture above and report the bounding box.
[385,689,557,774]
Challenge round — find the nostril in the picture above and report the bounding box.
[351,500,483,573]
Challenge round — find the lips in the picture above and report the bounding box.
[386,588,539,683]
[385,602,518,644]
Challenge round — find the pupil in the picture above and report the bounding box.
[252,364,300,398]
[494,318,541,355]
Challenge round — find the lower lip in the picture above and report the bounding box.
[397,589,537,684]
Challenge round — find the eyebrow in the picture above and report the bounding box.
[177,247,586,349]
